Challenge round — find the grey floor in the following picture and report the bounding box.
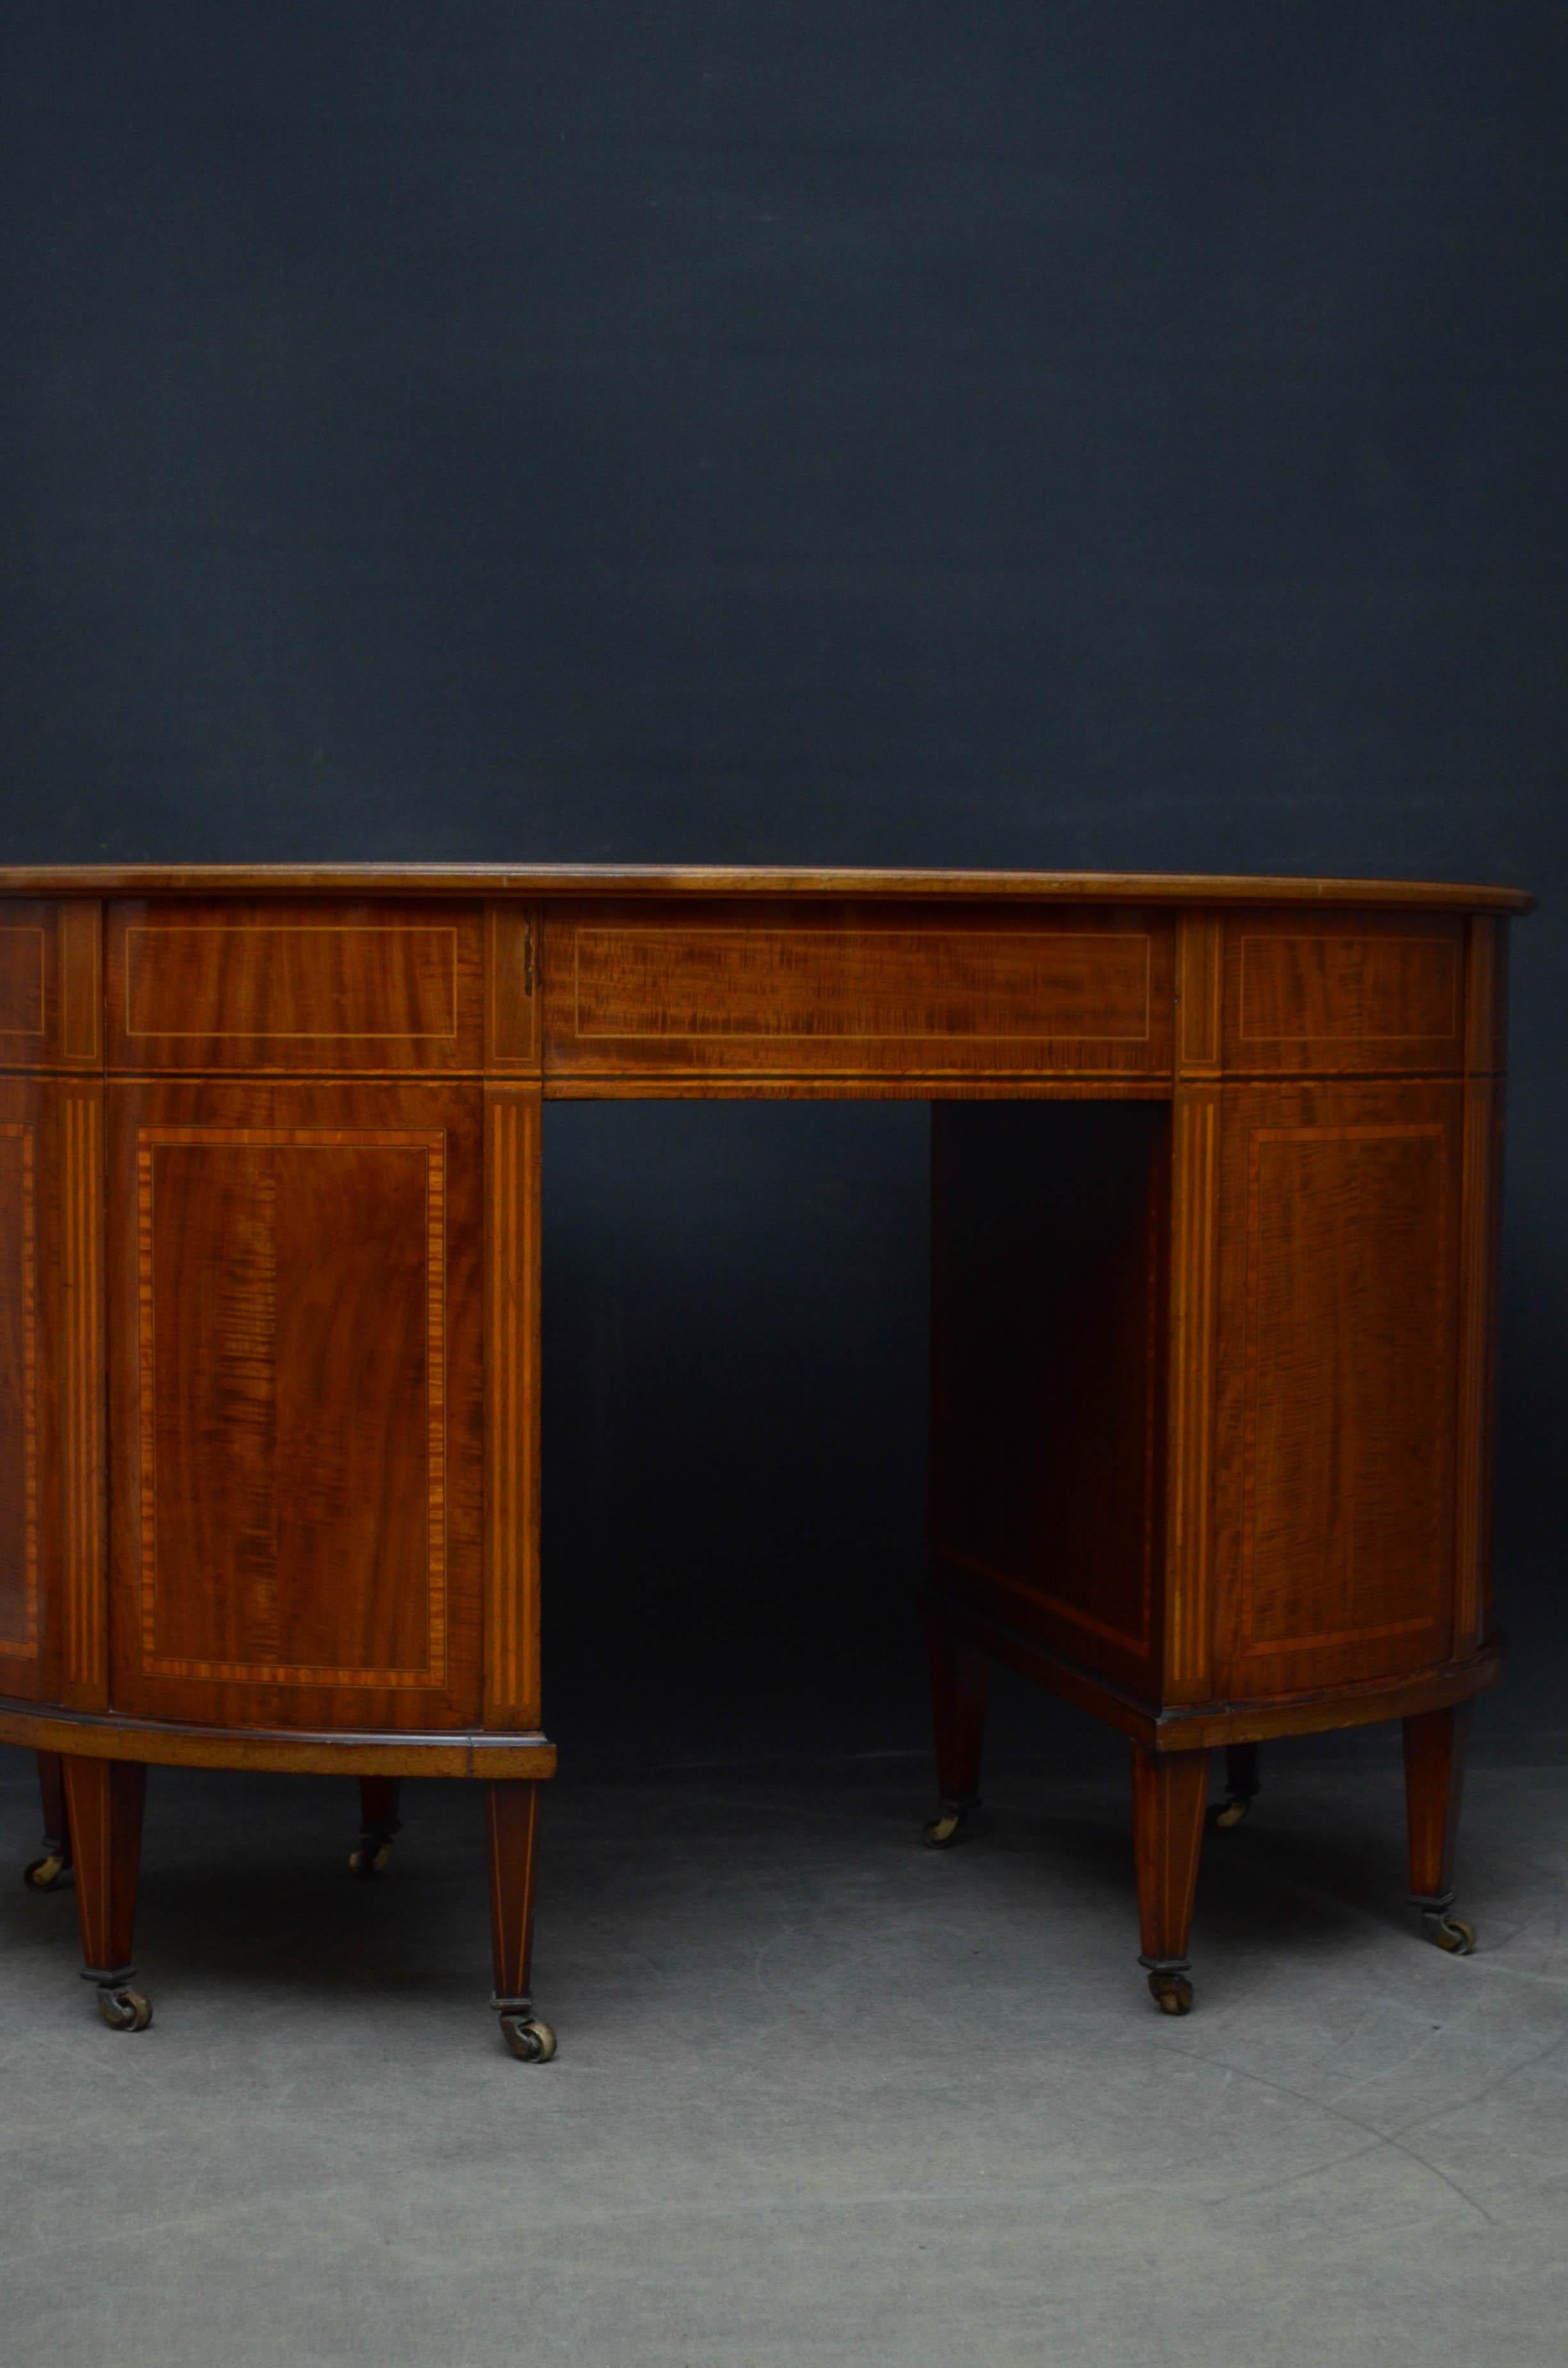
[2,1713,1565,2367]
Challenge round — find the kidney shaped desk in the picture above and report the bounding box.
[0,866,1530,2046]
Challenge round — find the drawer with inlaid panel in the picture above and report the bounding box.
[543,902,1173,1085]
[107,901,486,1073]
[1221,910,1469,1076]
[0,901,102,1072]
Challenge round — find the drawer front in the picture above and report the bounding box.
[0,1073,106,1709]
[108,901,486,1073]
[0,901,102,1072]
[543,904,1173,1083]
[1223,912,1467,1075]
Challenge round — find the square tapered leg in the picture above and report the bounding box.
[22,1752,74,1891]
[487,1779,555,2062]
[922,1605,990,1846]
[1404,1706,1476,1953]
[62,1757,151,2030]
[1131,1745,1208,2014]
[350,1777,403,1879]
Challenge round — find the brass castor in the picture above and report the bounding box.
[498,2013,557,2064]
[348,1836,396,1880]
[1207,1792,1251,1833]
[922,1798,979,1848]
[1422,1909,1476,1955]
[1146,1969,1195,2016]
[22,1851,71,1892]
[97,1986,153,2033]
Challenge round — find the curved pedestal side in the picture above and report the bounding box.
[922,1609,1504,2012]
[0,1702,556,1779]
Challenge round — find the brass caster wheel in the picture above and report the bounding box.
[348,1837,395,1879]
[499,2014,557,2064]
[1147,1970,1195,2016]
[1424,1911,1476,1955]
[22,1852,71,1892]
[1207,1793,1251,1833]
[922,1799,978,1849]
[97,1986,153,2033]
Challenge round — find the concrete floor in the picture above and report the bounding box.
[2,1726,1565,2367]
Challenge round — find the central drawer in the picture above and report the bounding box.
[542,902,1173,1085]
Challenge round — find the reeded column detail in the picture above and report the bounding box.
[484,1087,542,1727]
[61,1084,106,1706]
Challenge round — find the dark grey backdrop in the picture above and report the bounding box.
[3,4,1564,1757]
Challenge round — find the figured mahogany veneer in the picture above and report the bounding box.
[1211,1081,1462,1698]
[0,865,1531,2043]
[1224,910,1469,1076]
[0,901,101,1071]
[544,901,1172,1088]
[106,1080,486,1734]
[0,1107,40,1667]
[108,900,487,1073]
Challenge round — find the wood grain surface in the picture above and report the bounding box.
[1223,910,1467,1074]
[1404,1704,1470,1899]
[60,1082,106,1708]
[106,1079,484,1734]
[1211,1079,1462,1699]
[484,1085,542,1727]
[545,901,1175,1083]
[0,1696,555,1777]
[484,903,542,1071]
[0,864,1535,909]
[0,1076,97,1713]
[107,900,486,1073]
[0,901,103,1072]
[0,1113,39,1665]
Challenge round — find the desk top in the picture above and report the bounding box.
[0,864,1535,911]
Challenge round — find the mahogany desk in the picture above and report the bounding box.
[0,866,1530,2045]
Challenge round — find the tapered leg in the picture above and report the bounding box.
[22,1752,74,1890]
[1131,1744,1209,2013]
[486,1779,555,2061]
[1209,1741,1261,1832]
[62,1757,152,2030]
[922,1605,990,1846]
[1404,1705,1476,1952]
[350,1777,403,1878]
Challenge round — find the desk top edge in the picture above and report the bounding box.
[0,864,1535,912]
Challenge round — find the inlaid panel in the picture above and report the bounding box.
[0,900,102,1072]
[0,928,44,1044]
[1163,1081,1221,1701]
[107,901,485,1073]
[1223,912,1466,1075]
[0,1074,87,1708]
[0,1119,39,1662]
[544,903,1173,1083]
[59,1081,106,1706]
[484,1085,542,1727]
[108,1080,484,1732]
[1213,1081,1462,1698]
